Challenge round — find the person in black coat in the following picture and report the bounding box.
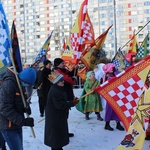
[0,67,36,150]
[42,60,52,111]
[0,80,6,150]
[34,63,45,117]
[53,58,77,137]
[44,70,78,150]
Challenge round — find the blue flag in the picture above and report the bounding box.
[31,30,53,69]
[112,48,130,73]
[0,2,12,78]
[11,21,23,73]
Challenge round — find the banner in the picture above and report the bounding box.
[112,49,130,72]
[117,88,150,150]
[94,55,150,130]
[136,32,150,61]
[80,25,113,70]
[11,21,23,73]
[70,0,95,62]
[32,30,53,69]
[0,2,11,78]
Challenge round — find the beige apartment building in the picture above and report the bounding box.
[2,0,150,64]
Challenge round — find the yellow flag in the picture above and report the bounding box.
[117,88,150,150]
[128,30,138,54]
[80,25,113,70]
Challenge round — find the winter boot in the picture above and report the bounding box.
[85,112,90,120]
[96,113,103,121]
[104,122,114,131]
[116,121,125,131]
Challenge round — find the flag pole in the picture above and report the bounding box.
[121,21,150,50]
[9,49,36,138]
[38,89,94,123]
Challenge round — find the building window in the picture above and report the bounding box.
[37,35,40,38]
[145,9,150,14]
[138,34,143,38]
[144,1,150,6]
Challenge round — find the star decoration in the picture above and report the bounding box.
[131,90,150,130]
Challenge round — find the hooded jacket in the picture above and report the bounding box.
[0,69,26,130]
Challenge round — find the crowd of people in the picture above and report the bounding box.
[0,58,150,150]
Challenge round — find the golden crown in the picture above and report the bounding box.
[48,70,60,83]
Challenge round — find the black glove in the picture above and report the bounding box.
[24,106,31,115]
[24,118,34,127]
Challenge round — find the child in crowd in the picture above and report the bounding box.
[77,71,103,121]
[103,63,124,131]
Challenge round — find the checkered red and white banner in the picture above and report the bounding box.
[70,0,95,62]
[94,55,150,130]
[109,74,144,123]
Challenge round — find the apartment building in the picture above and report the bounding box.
[2,0,150,64]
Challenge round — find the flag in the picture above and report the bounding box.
[70,0,95,62]
[128,30,138,54]
[62,38,66,55]
[112,48,130,72]
[125,31,138,64]
[32,30,53,69]
[77,66,87,81]
[0,2,11,78]
[80,25,113,70]
[61,36,76,71]
[117,88,150,150]
[11,21,22,73]
[94,55,150,130]
[136,32,150,61]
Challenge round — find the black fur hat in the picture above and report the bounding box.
[44,60,51,66]
[54,58,64,67]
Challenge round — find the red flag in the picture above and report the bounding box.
[94,55,150,130]
[62,38,67,55]
[70,0,95,63]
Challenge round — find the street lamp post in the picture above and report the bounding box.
[23,0,27,63]
[114,0,117,53]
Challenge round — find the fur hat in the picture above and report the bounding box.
[18,68,36,84]
[54,58,64,67]
[48,70,64,84]
[44,60,51,66]
[102,63,116,74]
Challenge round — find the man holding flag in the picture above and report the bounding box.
[53,58,77,137]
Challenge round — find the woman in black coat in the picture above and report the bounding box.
[44,71,78,150]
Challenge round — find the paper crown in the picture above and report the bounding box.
[48,70,64,84]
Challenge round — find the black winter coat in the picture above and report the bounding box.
[44,84,74,148]
[0,69,26,130]
[42,67,52,105]
[34,69,43,97]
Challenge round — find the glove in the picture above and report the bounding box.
[24,118,34,127]
[73,97,79,106]
[24,106,31,115]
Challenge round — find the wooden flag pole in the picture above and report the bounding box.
[38,89,94,123]
[26,83,43,103]
[9,50,36,138]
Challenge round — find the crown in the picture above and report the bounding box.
[48,70,63,84]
